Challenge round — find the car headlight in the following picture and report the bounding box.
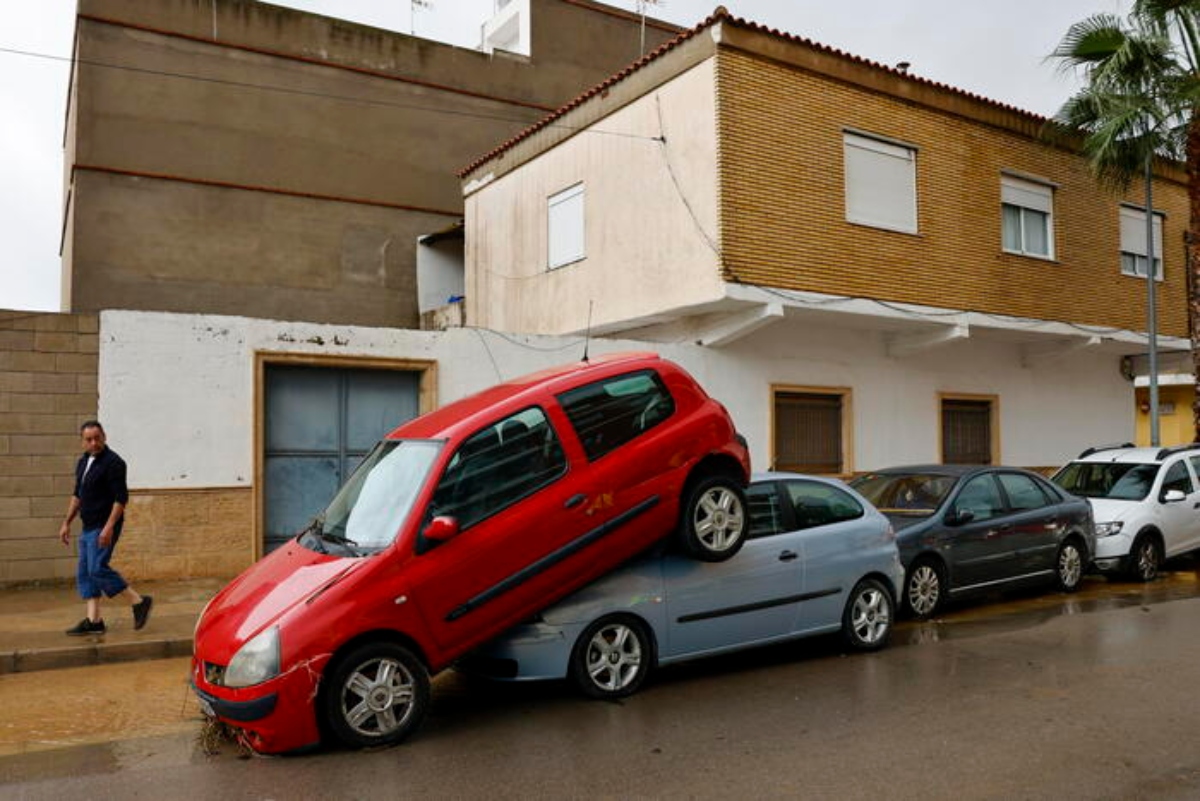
[1095,521,1124,538]
[224,627,281,688]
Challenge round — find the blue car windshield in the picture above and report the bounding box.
[1052,462,1158,501]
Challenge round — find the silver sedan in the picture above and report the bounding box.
[462,473,905,699]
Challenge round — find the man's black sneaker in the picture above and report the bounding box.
[66,618,106,636]
[133,595,153,630]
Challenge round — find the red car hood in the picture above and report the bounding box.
[196,542,363,662]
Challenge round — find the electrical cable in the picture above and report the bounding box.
[0,45,664,145]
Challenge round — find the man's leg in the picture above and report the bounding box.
[67,529,105,635]
[95,534,152,630]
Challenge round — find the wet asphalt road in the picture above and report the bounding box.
[4,566,1200,800]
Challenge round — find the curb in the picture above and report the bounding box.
[1,637,194,675]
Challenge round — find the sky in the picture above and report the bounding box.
[0,0,1129,312]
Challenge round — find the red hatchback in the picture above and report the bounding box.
[191,353,750,753]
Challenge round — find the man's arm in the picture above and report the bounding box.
[98,456,129,548]
[59,496,81,545]
[98,501,125,548]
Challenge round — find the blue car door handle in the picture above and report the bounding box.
[778,550,799,562]
[564,494,587,509]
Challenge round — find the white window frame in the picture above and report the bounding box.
[547,182,586,270]
[1000,175,1055,259]
[1119,204,1164,282]
[842,131,918,235]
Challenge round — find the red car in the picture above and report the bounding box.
[191,353,750,753]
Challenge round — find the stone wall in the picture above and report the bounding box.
[120,488,253,581]
[0,312,99,585]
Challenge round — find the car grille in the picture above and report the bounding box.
[204,661,228,687]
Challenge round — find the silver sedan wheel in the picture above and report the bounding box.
[693,486,745,554]
[1057,542,1083,590]
[907,563,941,617]
[850,585,891,645]
[339,656,417,738]
[584,621,644,693]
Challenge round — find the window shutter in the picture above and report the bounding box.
[774,392,843,474]
[1001,177,1052,213]
[942,399,992,465]
[1118,206,1162,259]
[843,134,917,233]
[548,183,585,269]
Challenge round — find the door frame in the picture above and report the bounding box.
[253,351,438,561]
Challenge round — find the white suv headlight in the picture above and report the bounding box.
[224,627,280,688]
[1095,521,1124,538]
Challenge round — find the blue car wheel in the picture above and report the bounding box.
[569,615,654,700]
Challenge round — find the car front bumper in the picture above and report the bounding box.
[1092,531,1134,573]
[461,620,585,682]
[190,653,330,754]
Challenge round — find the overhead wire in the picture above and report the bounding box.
[0,45,664,145]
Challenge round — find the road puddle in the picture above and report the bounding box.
[895,567,1200,646]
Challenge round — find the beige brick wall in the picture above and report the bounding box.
[716,50,1190,339]
[0,312,100,585]
[118,488,253,581]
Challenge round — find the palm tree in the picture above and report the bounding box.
[1050,1,1200,444]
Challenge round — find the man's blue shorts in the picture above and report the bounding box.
[77,526,128,599]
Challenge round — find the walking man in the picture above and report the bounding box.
[59,420,153,635]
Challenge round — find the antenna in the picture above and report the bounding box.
[411,0,433,35]
[637,0,666,55]
[582,300,594,363]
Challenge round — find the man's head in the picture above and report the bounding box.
[80,421,106,455]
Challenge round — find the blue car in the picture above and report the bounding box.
[462,473,904,699]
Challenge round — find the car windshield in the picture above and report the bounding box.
[850,472,957,513]
[301,440,442,555]
[1051,461,1159,501]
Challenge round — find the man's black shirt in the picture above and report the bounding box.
[74,447,129,530]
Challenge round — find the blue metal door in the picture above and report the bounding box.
[263,365,420,553]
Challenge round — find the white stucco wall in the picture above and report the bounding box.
[464,58,725,335]
[416,237,465,314]
[100,311,1134,490]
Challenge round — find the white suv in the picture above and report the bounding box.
[1051,444,1200,581]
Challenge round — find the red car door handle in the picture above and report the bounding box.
[564,494,587,509]
[779,550,799,562]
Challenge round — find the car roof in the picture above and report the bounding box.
[1075,443,1195,462]
[857,464,983,477]
[752,471,846,486]
[386,351,664,441]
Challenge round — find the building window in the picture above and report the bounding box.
[940,395,997,465]
[1119,205,1164,281]
[843,132,917,234]
[772,387,851,475]
[547,182,585,269]
[1001,176,1054,258]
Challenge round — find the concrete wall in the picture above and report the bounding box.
[88,310,1133,583]
[63,0,680,326]
[0,312,99,585]
[466,59,724,334]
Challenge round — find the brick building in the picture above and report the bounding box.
[461,8,1193,474]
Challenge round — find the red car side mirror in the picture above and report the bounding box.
[424,516,460,544]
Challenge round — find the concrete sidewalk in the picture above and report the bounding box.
[0,577,227,674]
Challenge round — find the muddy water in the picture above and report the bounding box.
[895,565,1200,646]
[3,566,1199,776]
[0,656,200,759]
